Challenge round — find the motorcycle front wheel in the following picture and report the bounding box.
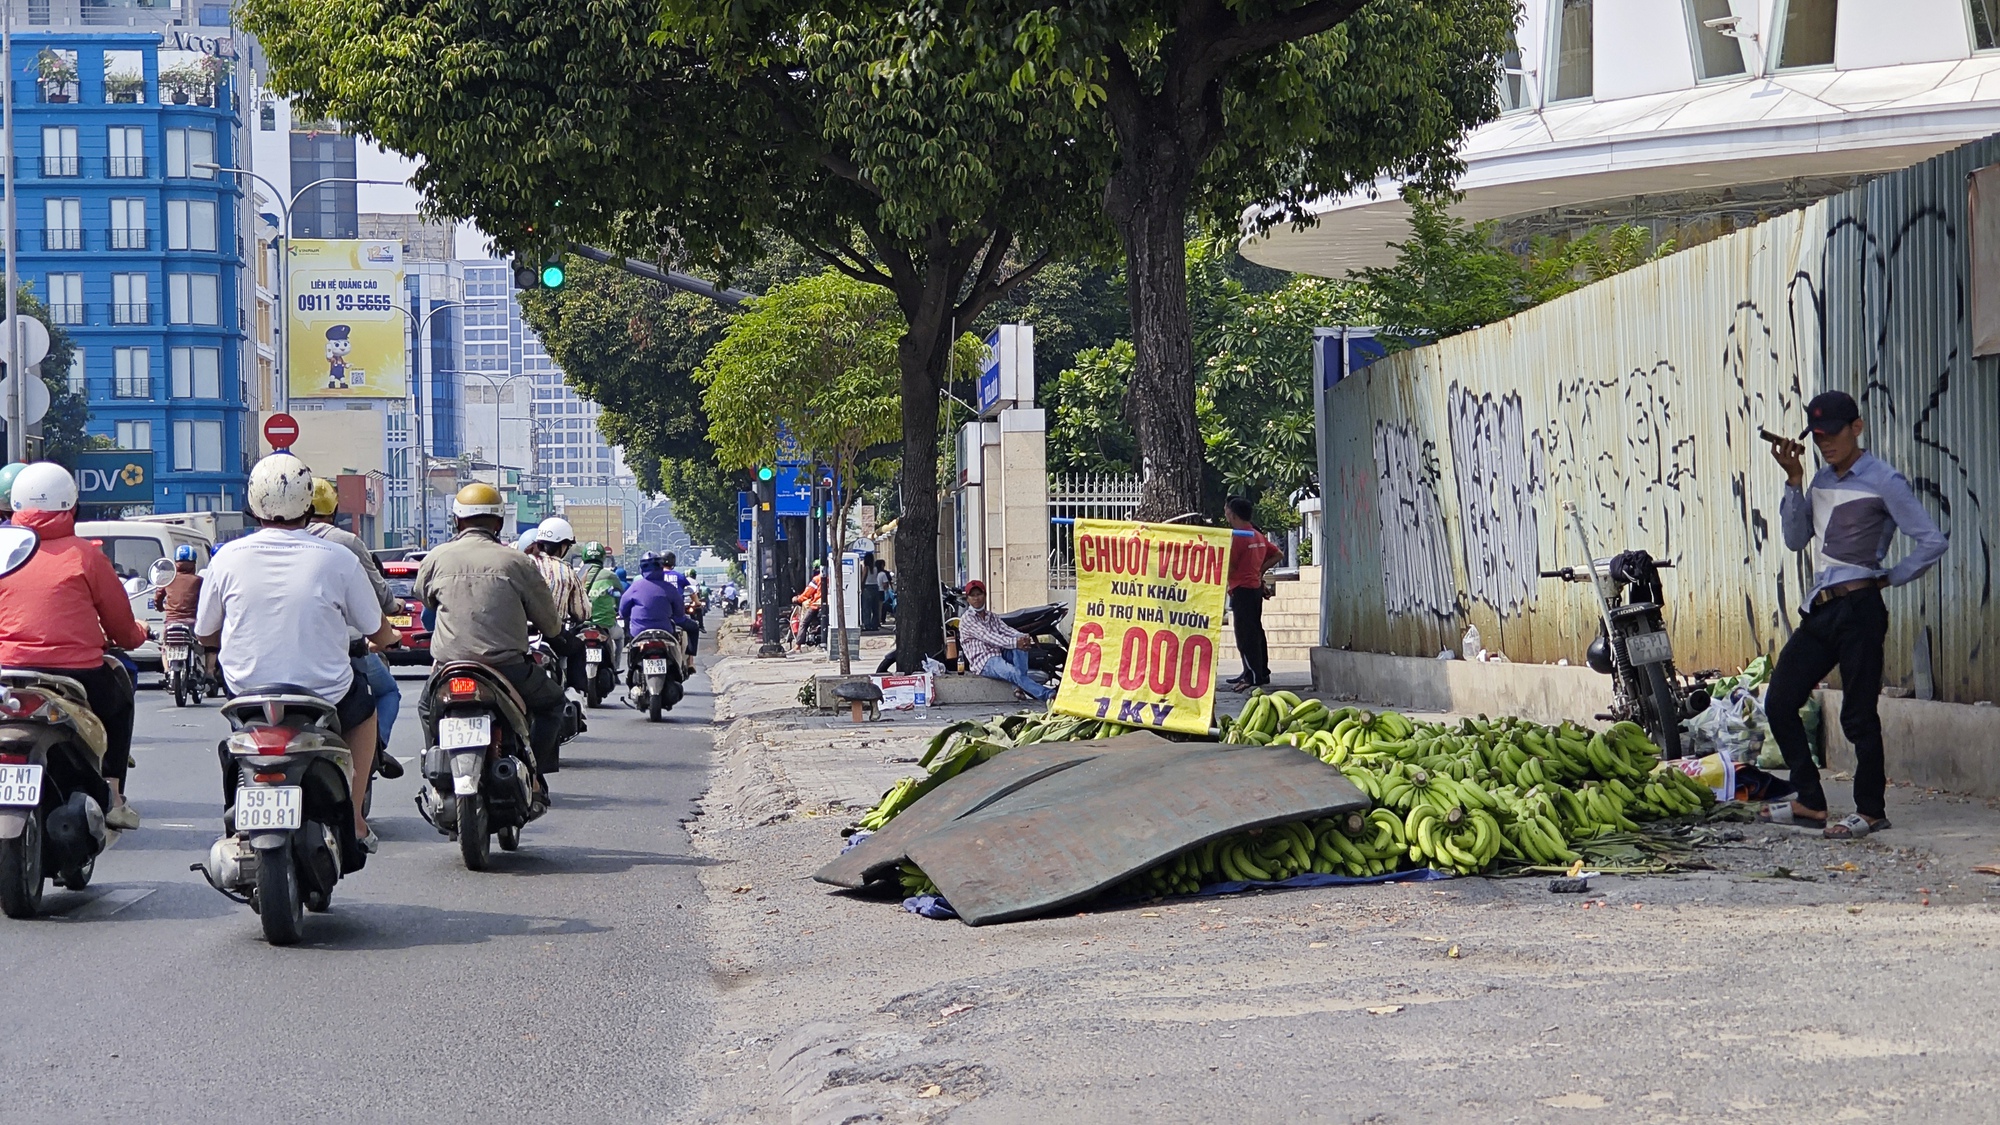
[457,795,491,871]
[255,845,305,945]
[0,808,45,919]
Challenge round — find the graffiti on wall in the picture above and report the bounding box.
[1372,421,1457,619]
[1445,385,1543,616]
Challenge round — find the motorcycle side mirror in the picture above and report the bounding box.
[148,558,178,590]
[0,527,38,577]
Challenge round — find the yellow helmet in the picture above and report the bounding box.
[310,477,339,517]
[452,482,506,519]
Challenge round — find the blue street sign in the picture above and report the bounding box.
[737,491,753,548]
[774,464,812,517]
[977,328,1002,413]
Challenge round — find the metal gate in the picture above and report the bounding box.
[1047,473,1143,590]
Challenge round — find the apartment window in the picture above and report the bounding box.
[40,126,77,176]
[166,128,216,179]
[113,273,149,324]
[66,348,84,395]
[42,198,80,250]
[1686,0,1750,79]
[174,420,224,473]
[110,198,146,249]
[108,127,145,177]
[1776,0,1838,69]
[114,346,150,398]
[1971,0,1999,50]
[1496,34,1530,112]
[115,420,152,450]
[45,273,82,324]
[169,274,219,325]
[1546,0,1593,102]
[171,347,222,399]
[166,200,217,252]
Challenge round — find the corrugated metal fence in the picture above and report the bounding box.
[1322,134,2000,703]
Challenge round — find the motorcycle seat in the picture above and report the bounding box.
[233,682,324,699]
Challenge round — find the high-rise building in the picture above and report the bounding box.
[7,24,255,513]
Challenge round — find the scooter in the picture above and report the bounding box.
[627,628,687,722]
[161,622,212,708]
[197,687,367,945]
[580,623,616,708]
[416,661,546,871]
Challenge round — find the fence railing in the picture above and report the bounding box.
[1046,472,1143,590]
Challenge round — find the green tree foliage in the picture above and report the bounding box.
[10,287,92,468]
[988,0,1516,519]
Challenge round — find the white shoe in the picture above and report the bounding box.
[105,803,141,831]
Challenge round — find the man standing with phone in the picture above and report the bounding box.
[1761,391,1947,839]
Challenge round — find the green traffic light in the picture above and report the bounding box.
[757,466,775,481]
[540,264,566,288]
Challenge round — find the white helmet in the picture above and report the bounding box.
[514,531,537,551]
[536,516,575,544]
[247,453,316,521]
[11,462,77,513]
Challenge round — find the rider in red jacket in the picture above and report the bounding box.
[0,465,150,828]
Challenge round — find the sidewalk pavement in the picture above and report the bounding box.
[691,625,2000,1124]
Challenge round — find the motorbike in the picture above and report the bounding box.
[627,628,688,722]
[415,661,547,871]
[580,622,617,709]
[196,687,367,945]
[0,668,114,918]
[874,585,1070,678]
[1539,500,1713,760]
[161,622,212,708]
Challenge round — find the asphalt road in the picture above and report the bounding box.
[0,655,716,1125]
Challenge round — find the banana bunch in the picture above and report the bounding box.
[1222,691,1331,745]
[899,861,939,897]
[857,777,923,831]
[1404,803,1503,875]
[1628,762,1718,819]
[856,711,1135,831]
[1308,808,1407,876]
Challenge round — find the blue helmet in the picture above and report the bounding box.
[174,544,197,563]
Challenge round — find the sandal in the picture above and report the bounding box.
[1825,813,1889,840]
[1757,802,1827,828]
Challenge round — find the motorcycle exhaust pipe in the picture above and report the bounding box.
[490,755,532,805]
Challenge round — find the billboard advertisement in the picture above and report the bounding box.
[287,239,407,400]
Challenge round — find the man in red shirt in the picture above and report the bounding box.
[1225,497,1282,692]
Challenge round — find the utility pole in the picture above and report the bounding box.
[3,0,21,462]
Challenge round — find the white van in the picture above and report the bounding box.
[75,519,214,672]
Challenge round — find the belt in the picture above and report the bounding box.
[1812,577,1884,607]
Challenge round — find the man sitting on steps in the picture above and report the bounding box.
[956,580,1052,703]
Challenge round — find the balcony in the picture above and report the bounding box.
[46,304,83,326]
[39,229,83,251]
[40,156,78,178]
[113,377,150,399]
[111,302,152,325]
[108,228,148,250]
[105,156,145,178]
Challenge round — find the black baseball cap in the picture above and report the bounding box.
[1801,391,1861,437]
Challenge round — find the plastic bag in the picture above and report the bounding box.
[922,655,947,677]
[1666,753,1737,801]
[1681,685,1768,765]
[1460,624,1484,663]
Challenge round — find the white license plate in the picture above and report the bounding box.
[439,714,492,750]
[586,651,603,665]
[238,785,302,830]
[1625,630,1673,665]
[0,764,41,807]
[643,658,670,675]
[163,645,189,662]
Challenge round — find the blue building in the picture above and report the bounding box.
[11,31,251,513]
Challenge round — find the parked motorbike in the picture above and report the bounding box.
[580,623,617,708]
[416,662,547,871]
[196,687,367,945]
[627,628,688,722]
[161,622,212,708]
[874,585,1070,678]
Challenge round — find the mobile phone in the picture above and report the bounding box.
[1758,428,1790,445]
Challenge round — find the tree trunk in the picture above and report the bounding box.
[892,328,950,673]
[1106,102,1206,521]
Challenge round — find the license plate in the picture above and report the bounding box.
[586,651,603,665]
[0,764,41,807]
[238,785,302,830]
[388,615,412,628]
[643,658,669,675]
[439,714,492,750]
[1625,630,1673,666]
[163,645,189,662]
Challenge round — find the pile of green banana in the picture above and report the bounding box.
[857,711,1137,831]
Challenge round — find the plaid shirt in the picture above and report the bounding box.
[957,605,1024,671]
[534,553,590,625]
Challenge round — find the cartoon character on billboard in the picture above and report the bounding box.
[325,324,354,390]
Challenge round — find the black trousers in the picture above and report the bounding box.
[1229,587,1270,686]
[1765,588,1889,819]
[21,662,134,789]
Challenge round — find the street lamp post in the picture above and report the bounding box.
[462,369,539,491]
[393,299,508,549]
[197,164,403,411]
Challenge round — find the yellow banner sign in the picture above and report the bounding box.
[287,239,407,400]
[1053,518,1233,735]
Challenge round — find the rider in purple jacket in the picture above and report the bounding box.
[617,552,696,638]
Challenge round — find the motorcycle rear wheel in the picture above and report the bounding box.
[0,809,45,919]
[1643,664,1683,759]
[171,670,187,708]
[255,847,305,945]
[457,795,491,871]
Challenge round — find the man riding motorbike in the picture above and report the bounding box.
[0,463,149,828]
[526,517,590,692]
[791,563,824,650]
[619,552,697,672]
[151,544,219,690]
[307,477,406,779]
[195,455,399,847]
[415,485,568,789]
[580,541,627,656]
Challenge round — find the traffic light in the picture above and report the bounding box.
[754,467,775,510]
[512,253,567,290]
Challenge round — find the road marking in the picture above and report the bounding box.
[55,887,154,921]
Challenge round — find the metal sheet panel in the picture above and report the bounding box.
[1319,134,2000,702]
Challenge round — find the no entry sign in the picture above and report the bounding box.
[263,412,300,450]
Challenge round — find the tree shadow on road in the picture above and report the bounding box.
[552,756,707,773]
[296,902,612,950]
